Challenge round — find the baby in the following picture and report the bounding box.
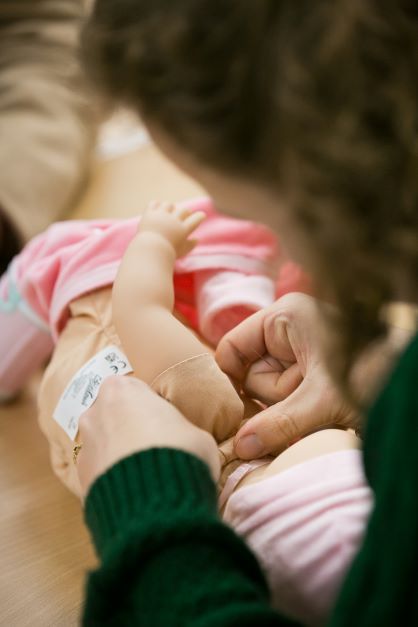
[0,197,286,485]
[0,200,371,626]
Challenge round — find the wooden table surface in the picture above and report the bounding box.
[0,136,202,626]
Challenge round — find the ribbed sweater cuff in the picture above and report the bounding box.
[84,448,218,559]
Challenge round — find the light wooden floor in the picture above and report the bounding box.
[0,137,202,626]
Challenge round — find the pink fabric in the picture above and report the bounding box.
[223,450,373,626]
[196,271,276,345]
[0,197,297,395]
[9,198,280,340]
[218,458,272,511]
[0,197,312,396]
[276,261,313,299]
[0,306,53,399]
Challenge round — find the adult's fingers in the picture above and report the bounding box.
[77,376,222,495]
[215,307,274,382]
[216,293,314,384]
[243,356,303,405]
[234,369,359,458]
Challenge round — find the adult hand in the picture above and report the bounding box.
[216,292,359,459]
[77,376,220,496]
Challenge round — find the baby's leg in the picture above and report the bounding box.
[235,428,361,490]
[219,427,361,510]
[0,303,53,402]
[221,430,372,625]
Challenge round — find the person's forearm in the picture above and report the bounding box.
[83,448,299,627]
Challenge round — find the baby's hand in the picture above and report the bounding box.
[139,201,206,257]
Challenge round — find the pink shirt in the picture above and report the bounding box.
[8,198,281,337]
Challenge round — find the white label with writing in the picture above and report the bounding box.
[53,345,133,440]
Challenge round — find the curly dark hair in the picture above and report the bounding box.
[83,0,418,388]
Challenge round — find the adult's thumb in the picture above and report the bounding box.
[234,371,355,459]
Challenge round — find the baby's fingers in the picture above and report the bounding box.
[184,211,206,234]
[147,200,175,213]
[174,205,192,219]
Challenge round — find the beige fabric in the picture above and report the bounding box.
[38,287,246,497]
[151,354,244,443]
[217,397,265,493]
[0,0,97,240]
[38,288,119,495]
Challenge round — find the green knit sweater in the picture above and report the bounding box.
[83,334,418,626]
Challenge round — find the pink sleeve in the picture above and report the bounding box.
[224,450,373,626]
[276,260,314,298]
[0,268,54,401]
[195,270,275,345]
[173,199,280,345]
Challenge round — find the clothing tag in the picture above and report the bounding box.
[53,345,133,441]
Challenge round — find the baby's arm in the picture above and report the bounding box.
[112,202,207,384]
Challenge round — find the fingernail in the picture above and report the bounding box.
[235,434,265,459]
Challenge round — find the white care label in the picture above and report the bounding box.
[53,345,133,440]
